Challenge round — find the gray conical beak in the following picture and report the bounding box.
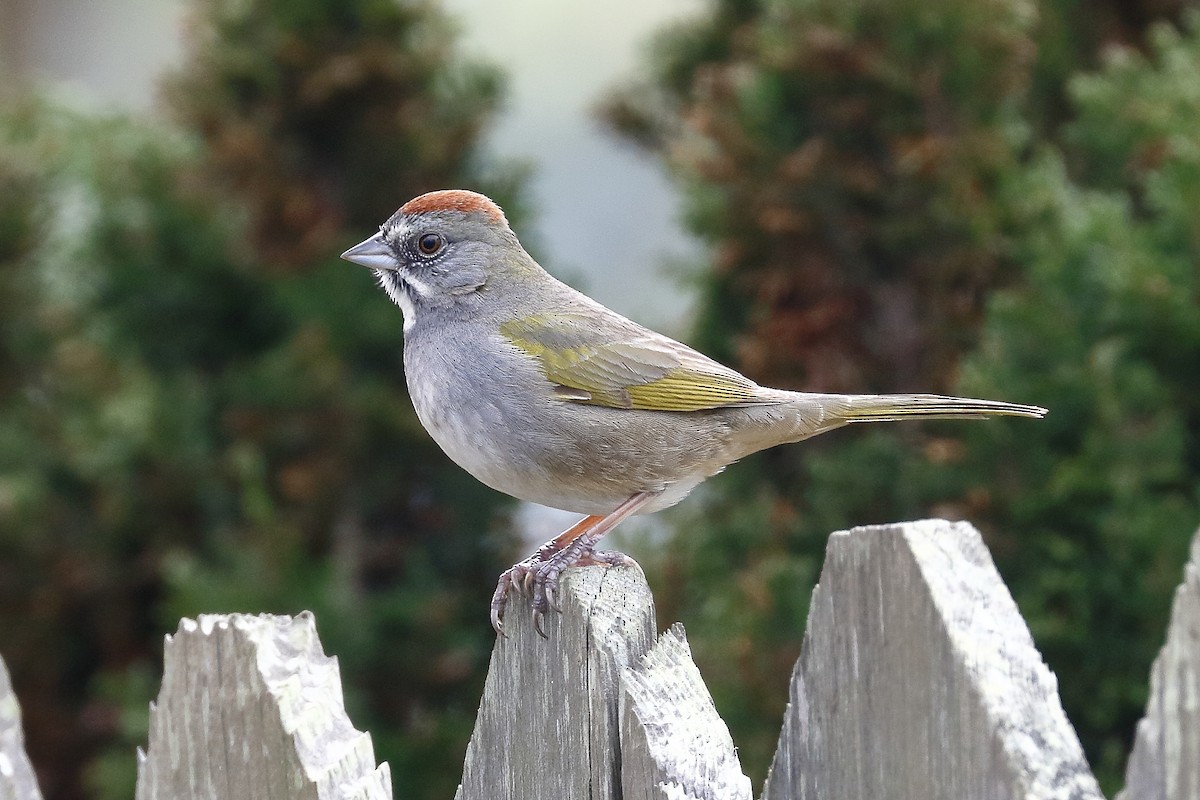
[341,233,396,270]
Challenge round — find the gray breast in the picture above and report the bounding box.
[401,324,740,515]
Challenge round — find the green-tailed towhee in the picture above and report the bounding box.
[342,189,1046,636]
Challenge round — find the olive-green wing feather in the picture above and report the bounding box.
[501,313,773,412]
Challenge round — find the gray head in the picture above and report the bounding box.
[341,190,531,330]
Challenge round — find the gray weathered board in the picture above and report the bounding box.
[453,566,751,800]
[1119,529,1200,800]
[134,612,391,800]
[761,519,1104,800]
[0,654,43,800]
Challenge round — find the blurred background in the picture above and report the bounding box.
[1,0,1199,797]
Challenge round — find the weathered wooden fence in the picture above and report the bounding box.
[1,519,1198,799]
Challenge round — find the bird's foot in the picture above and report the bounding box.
[489,541,638,638]
[489,492,657,638]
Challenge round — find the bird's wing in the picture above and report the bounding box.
[500,312,778,411]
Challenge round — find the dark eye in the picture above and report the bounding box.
[417,233,445,256]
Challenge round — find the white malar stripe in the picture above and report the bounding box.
[402,271,435,299]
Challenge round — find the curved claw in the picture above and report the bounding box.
[532,608,548,639]
[529,566,551,620]
[489,573,513,636]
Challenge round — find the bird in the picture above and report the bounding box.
[341,189,1046,636]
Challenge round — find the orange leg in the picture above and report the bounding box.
[490,491,659,636]
[528,514,605,563]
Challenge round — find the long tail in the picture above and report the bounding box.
[833,393,1047,423]
[732,391,1046,455]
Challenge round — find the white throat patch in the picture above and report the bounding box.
[378,271,416,332]
[377,269,438,333]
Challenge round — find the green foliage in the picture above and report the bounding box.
[0,0,524,796]
[609,0,1200,792]
[165,0,517,267]
[952,21,1200,774]
[602,0,1039,392]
